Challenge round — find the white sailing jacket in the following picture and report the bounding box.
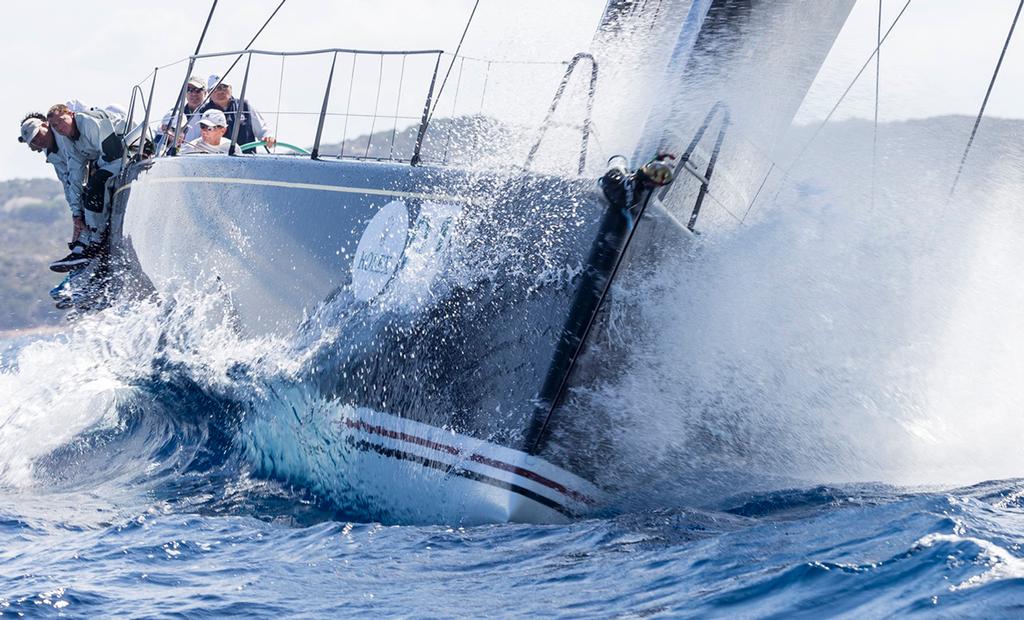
[64,108,127,215]
[44,132,80,216]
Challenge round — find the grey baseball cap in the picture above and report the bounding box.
[199,108,227,128]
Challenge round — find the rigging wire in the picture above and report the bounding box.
[871,0,882,210]
[948,0,1023,199]
[744,0,913,220]
[339,55,358,158]
[442,58,466,163]
[165,1,219,153]
[194,1,219,56]
[365,55,385,157]
[427,0,480,124]
[210,0,288,92]
[131,56,195,90]
[527,184,660,454]
[172,0,288,151]
[791,0,910,172]
[389,55,407,159]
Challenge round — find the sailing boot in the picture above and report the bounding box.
[49,268,84,301]
[53,265,99,310]
[49,241,90,273]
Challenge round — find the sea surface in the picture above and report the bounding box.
[2,266,1023,618]
[6,479,1024,619]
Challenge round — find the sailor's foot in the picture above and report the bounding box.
[49,242,90,273]
[49,269,82,300]
[52,266,101,310]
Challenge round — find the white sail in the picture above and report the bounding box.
[593,0,854,230]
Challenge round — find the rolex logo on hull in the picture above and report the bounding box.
[351,200,410,301]
[356,251,395,275]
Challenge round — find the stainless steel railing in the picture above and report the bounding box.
[183,47,443,162]
[123,46,599,174]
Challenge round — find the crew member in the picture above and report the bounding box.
[18,114,87,270]
[46,103,127,271]
[199,74,275,153]
[181,109,234,154]
[160,75,206,146]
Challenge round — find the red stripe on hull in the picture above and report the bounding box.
[341,417,595,505]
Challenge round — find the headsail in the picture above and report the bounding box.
[593,0,855,230]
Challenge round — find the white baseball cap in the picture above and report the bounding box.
[207,74,232,90]
[199,108,227,128]
[187,75,206,90]
[19,118,43,145]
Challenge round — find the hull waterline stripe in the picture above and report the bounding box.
[347,437,575,518]
[114,176,469,203]
[342,418,595,505]
[466,452,595,505]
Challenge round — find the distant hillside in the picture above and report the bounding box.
[316,115,535,170]
[0,178,70,331]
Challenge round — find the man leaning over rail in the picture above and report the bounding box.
[18,113,86,269]
[45,103,127,272]
[199,74,275,154]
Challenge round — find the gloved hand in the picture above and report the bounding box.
[638,153,675,187]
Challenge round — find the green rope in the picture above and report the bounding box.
[237,140,310,155]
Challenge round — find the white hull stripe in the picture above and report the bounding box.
[342,418,596,507]
[346,437,575,518]
[114,175,469,203]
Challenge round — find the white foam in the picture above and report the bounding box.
[0,281,309,488]
[914,532,1024,591]
[597,118,1024,495]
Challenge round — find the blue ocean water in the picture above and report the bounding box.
[3,118,1021,616]
[2,318,1024,619]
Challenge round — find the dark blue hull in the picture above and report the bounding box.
[109,154,684,521]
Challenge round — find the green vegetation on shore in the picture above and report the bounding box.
[0,179,70,331]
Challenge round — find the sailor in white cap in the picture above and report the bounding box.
[198,74,275,153]
[45,102,128,271]
[18,113,89,271]
[181,108,234,154]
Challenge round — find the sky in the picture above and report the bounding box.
[1,0,1021,181]
[795,0,1024,123]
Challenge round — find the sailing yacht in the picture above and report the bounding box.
[105,0,854,523]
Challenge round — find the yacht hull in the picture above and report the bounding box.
[110,154,660,522]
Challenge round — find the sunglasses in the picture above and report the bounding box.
[187,86,205,93]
